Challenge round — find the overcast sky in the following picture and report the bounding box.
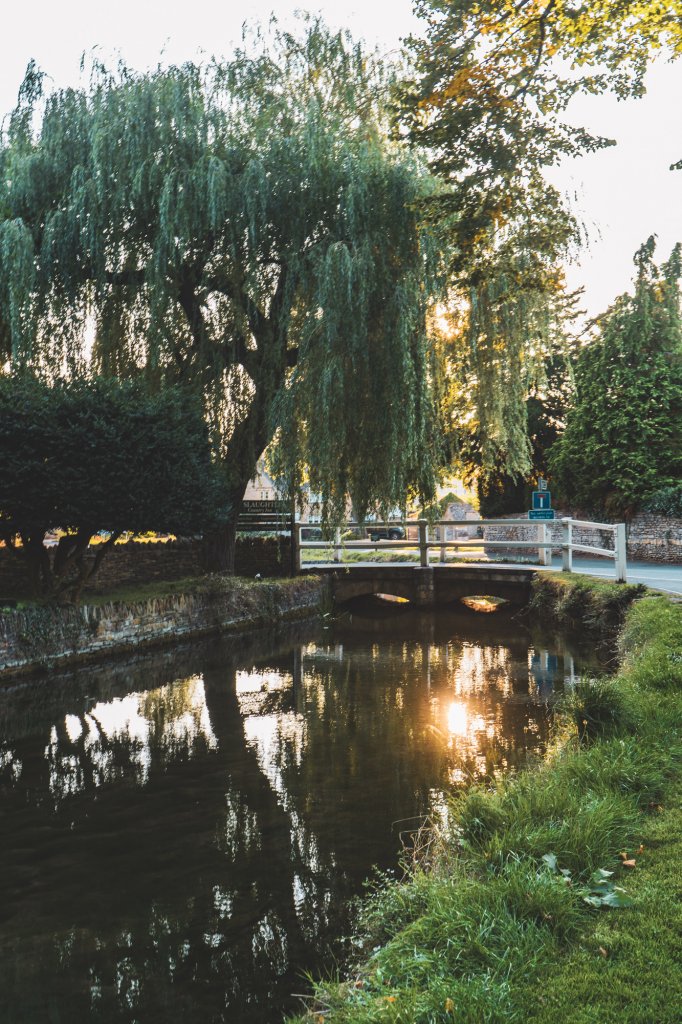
[1,0,681,319]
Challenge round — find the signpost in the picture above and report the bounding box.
[532,490,552,511]
[529,480,554,564]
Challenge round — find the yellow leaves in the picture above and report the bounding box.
[445,996,456,1013]
[419,67,478,109]
[420,64,514,112]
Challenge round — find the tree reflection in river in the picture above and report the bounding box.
[0,605,592,1024]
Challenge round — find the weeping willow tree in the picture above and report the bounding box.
[0,19,443,569]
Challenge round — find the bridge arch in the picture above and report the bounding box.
[305,565,536,609]
[333,578,414,604]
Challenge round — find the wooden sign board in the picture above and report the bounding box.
[242,500,290,514]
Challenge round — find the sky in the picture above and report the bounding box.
[1,0,681,320]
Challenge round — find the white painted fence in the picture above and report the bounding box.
[294,517,628,582]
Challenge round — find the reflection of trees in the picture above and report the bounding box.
[0,628,331,1024]
[0,610,574,1023]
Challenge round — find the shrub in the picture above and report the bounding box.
[0,376,228,599]
[642,484,682,518]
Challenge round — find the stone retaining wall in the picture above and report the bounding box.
[482,510,682,564]
[0,575,325,679]
[624,512,682,562]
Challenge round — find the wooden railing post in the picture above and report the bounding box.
[292,521,301,574]
[615,523,627,582]
[418,519,429,567]
[561,518,573,572]
[333,527,342,564]
[440,525,447,563]
[538,523,551,566]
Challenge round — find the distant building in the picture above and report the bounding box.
[440,498,480,541]
[243,462,281,503]
[243,465,322,522]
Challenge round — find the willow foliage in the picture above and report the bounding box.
[0,19,443,527]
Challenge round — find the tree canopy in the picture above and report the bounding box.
[0,377,224,597]
[0,20,444,565]
[399,0,682,479]
[404,0,682,261]
[549,238,682,516]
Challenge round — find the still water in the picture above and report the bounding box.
[0,602,596,1023]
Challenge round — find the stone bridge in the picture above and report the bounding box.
[302,564,537,608]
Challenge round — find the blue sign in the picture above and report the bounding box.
[532,491,552,511]
[529,509,555,520]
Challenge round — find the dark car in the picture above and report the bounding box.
[366,525,406,542]
[300,526,324,541]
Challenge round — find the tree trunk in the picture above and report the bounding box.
[202,520,238,574]
[202,476,255,574]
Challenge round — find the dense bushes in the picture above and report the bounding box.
[642,484,682,518]
[0,376,228,599]
[528,572,644,634]
[549,240,682,517]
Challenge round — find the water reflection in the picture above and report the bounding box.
[0,607,597,1023]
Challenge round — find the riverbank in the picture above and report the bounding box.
[0,574,326,679]
[292,574,682,1024]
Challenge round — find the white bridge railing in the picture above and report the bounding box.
[293,518,628,582]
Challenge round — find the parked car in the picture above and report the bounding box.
[300,526,324,541]
[366,525,406,542]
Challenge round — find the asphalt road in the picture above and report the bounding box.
[558,556,682,595]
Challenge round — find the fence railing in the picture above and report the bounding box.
[293,518,628,582]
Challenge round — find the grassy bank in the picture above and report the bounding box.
[292,574,682,1024]
[2,573,318,611]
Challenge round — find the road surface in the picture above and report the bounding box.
[560,556,682,596]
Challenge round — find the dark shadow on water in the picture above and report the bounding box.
[0,608,603,1023]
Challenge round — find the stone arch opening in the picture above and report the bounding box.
[333,580,414,604]
[459,595,510,613]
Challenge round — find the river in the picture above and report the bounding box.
[0,600,601,1023]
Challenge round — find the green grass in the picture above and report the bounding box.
[514,796,682,1024]
[290,576,682,1024]
[299,548,505,565]
[4,573,309,610]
